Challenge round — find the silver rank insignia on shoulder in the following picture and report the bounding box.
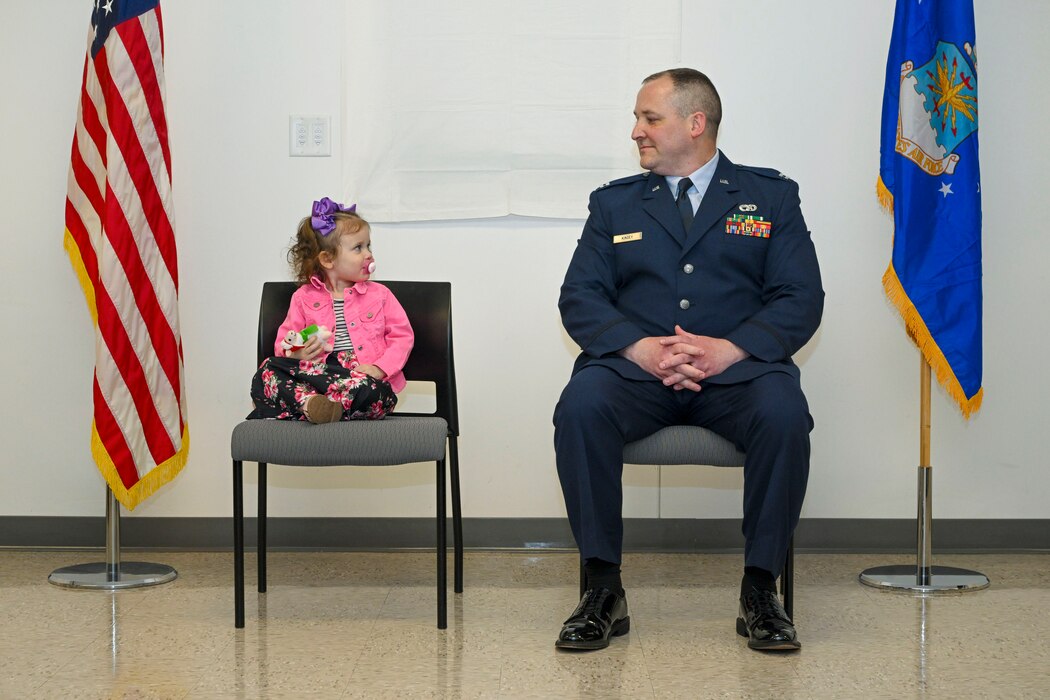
[651,185,660,192]
[739,203,758,212]
[719,178,729,185]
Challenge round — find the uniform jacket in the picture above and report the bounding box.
[559,150,823,385]
[275,278,414,392]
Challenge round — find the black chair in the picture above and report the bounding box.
[232,281,462,629]
[578,425,794,619]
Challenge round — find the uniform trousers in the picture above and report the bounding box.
[554,365,812,577]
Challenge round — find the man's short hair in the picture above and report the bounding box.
[643,68,722,137]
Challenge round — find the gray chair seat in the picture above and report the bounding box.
[624,425,744,466]
[232,416,449,466]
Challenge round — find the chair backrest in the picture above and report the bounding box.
[257,281,459,435]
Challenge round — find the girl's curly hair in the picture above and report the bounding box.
[287,211,368,286]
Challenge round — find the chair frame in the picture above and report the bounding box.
[233,280,462,629]
[577,426,794,619]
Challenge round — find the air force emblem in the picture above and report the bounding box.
[896,41,978,176]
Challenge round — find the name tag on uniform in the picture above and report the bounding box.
[613,232,642,244]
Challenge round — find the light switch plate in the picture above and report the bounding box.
[289,115,331,157]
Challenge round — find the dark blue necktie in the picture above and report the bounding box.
[677,177,694,232]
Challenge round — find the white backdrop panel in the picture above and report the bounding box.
[343,0,681,221]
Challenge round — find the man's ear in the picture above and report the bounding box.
[318,251,334,270]
[690,111,707,138]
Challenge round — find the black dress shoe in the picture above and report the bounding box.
[555,587,630,650]
[736,587,801,651]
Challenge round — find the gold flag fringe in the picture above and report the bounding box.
[883,265,983,419]
[91,423,190,510]
[63,230,99,325]
[66,228,190,509]
[876,177,894,214]
[876,179,983,418]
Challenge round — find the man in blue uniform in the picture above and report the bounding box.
[554,68,823,651]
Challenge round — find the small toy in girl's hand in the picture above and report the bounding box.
[281,324,333,352]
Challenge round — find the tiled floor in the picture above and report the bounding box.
[1,550,1048,698]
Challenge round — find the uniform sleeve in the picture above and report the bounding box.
[558,191,648,357]
[373,288,414,376]
[273,287,310,358]
[723,180,824,362]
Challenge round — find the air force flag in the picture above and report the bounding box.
[878,0,983,417]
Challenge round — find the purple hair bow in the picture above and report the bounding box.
[310,197,357,236]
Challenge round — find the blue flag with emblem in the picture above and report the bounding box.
[877,0,983,417]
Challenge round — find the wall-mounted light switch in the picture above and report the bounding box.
[289,115,331,157]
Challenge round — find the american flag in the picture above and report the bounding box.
[64,0,188,509]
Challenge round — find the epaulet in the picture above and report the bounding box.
[594,172,648,191]
[736,164,794,182]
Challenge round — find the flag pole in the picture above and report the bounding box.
[918,355,932,584]
[859,354,989,593]
[47,488,177,590]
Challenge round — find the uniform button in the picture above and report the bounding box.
[679,299,690,310]
[683,263,694,274]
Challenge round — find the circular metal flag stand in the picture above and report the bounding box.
[48,487,177,590]
[860,357,988,594]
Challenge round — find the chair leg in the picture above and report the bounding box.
[449,435,463,593]
[233,460,244,628]
[258,462,267,593]
[436,458,448,629]
[781,535,795,620]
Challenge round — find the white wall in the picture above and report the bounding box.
[2,1,1047,523]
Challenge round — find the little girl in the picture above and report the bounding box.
[248,197,413,423]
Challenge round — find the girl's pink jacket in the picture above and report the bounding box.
[274,277,414,392]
